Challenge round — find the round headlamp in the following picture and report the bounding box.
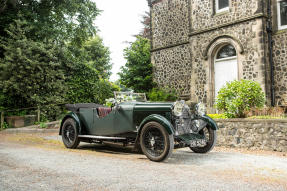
[173,101,185,117]
[195,102,206,116]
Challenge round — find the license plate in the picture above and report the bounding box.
[190,139,206,147]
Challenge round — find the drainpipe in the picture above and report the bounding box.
[267,0,275,106]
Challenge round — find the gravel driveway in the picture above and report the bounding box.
[0,132,287,191]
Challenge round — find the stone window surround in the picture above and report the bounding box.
[277,0,287,30]
[215,0,230,13]
[204,36,244,109]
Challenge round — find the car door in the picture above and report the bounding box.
[89,108,116,136]
[113,103,135,135]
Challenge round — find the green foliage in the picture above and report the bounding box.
[119,36,154,93]
[39,122,47,129]
[0,20,66,111]
[105,98,114,107]
[0,2,114,121]
[114,80,132,92]
[82,37,112,79]
[207,114,227,119]
[148,88,178,102]
[0,0,99,48]
[2,122,10,129]
[6,110,28,117]
[65,59,117,104]
[215,80,265,118]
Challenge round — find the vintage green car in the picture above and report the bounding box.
[60,92,218,162]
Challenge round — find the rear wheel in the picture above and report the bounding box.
[190,125,216,153]
[140,122,174,162]
[62,118,80,149]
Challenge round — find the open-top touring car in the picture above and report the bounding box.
[60,92,218,162]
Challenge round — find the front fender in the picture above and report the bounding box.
[59,112,82,135]
[195,115,218,130]
[138,114,175,135]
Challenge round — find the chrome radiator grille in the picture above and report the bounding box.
[175,108,192,135]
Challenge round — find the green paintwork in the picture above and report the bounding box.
[87,103,134,136]
[133,102,173,128]
[196,115,219,130]
[74,102,174,136]
[138,114,175,135]
[59,112,81,135]
[60,101,218,138]
[134,102,173,112]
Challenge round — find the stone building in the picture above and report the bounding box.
[148,0,287,111]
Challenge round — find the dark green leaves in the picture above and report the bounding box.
[118,36,153,93]
[215,80,265,118]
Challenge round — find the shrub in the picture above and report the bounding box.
[148,88,178,102]
[39,122,47,129]
[215,80,265,118]
[207,114,227,119]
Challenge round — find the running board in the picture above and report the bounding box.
[78,135,126,140]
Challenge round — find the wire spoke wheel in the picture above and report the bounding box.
[63,125,76,144]
[140,122,174,162]
[143,127,165,157]
[190,124,217,153]
[62,118,80,149]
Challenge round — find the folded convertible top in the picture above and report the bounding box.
[65,103,104,112]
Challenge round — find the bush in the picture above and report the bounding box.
[207,114,227,119]
[148,88,178,102]
[215,80,265,118]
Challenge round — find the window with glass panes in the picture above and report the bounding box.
[215,0,229,13]
[278,0,287,30]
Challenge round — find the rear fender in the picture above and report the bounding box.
[59,112,82,135]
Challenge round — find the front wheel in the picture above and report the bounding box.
[140,122,174,162]
[190,124,217,153]
[61,118,80,149]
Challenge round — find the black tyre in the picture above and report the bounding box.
[190,124,217,153]
[61,118,80,149]
[140,122,174,162]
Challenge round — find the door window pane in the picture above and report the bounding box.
[280,1,287,26]
[218,0,229,10]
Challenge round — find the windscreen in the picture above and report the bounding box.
[114,92,147,102]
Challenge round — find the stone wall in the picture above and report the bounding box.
[151,0,190,49]
[152,44,192,95]
[190,0,262,32]
[272,31,287,106]
[150,0,287,107]
[190,19,267,107]
[216,119,287,152]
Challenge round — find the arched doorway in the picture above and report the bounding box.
[214,44,238,98]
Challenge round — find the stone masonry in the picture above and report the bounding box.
[216,119,287,152]
[149,0,287,108]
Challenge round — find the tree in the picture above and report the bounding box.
[0,0,99,55]
[65,61,116,104]
[0,1,115,120]
[139,11,151,40]
[0,20,66,111]
[118,36,153,93]
[82,36,112,79]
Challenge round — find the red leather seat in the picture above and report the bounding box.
[97,107,112,118]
